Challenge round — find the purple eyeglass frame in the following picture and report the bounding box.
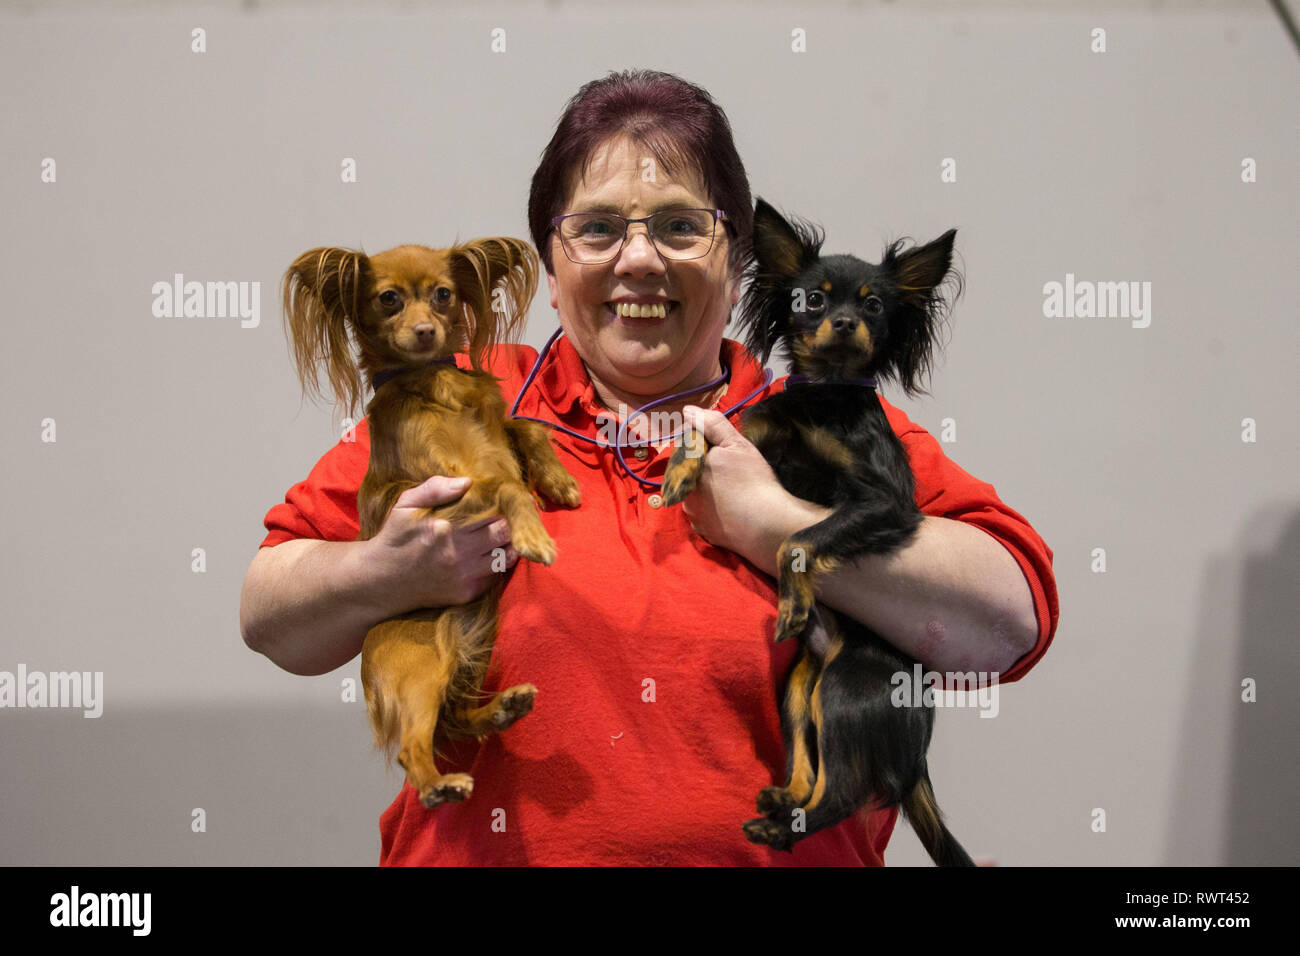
[549,208,728,263]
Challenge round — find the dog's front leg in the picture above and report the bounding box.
[659,427,710,506]
[503,418,580,508]
[772,497,922,643]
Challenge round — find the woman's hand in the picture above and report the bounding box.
[363,475,520,612]
[676,406,828,573]
[241,475,519,677]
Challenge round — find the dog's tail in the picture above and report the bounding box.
[903,763,976,867]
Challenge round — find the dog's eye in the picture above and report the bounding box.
[434,287,452,304]
[379,290,400,309]
[806,290,825,311]
[864,295,883,315]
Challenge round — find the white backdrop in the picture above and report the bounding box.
[1,0,1296,866]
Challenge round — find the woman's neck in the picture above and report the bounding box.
[587,361,727,443]
[589,361,724,413]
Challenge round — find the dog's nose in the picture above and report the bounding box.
[414,324,437,345]
[831,314,857,336]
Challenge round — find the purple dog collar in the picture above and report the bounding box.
[784,374,878,388]
[371,356,459,392]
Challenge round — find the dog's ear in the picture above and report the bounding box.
[282,246,371,417]
[449,238,539,372]
[740,199,827,365]
[881,229,962,396]
[889,228,957,301]
[751,198,823,277]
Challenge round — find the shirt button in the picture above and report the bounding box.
[634,447,649,460]
[648,494,664,509]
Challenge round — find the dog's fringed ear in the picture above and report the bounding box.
[751,197,823,278]
[282,246,371,417]
[741,198,826,364]
[881,228,962,397]
[449,238,539,372]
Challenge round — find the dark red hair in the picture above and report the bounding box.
[528,70,753,278]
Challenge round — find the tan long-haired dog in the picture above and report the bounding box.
[282,239,579,807]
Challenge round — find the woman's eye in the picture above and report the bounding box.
[664,217,700,235]
[864,296,883,315]
[379,290,400,308]
[579,217,618,236]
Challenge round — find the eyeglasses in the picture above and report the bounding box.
[550,208,728,264]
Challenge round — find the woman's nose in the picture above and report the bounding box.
[617,223,665,271]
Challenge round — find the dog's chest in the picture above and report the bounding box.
[742,388,895,507]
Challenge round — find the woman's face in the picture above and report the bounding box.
[546,135,741,405]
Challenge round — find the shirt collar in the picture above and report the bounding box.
[516,334,774,476]
[533,333,592,418]
[529,334,773,423]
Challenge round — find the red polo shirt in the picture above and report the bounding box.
[260,336,1058,866]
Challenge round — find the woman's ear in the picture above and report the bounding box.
[726,255,743,306]
[547,268,560,310]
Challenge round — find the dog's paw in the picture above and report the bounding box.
[742,816,796,853]
[491,683,537,731]
[420,773,474,808]
[512,524,557,566]
[773,601,812,644]
[550,474,582,509]
[756,785,797,817]
[536,469,581,509]
[774,550,816,643]
[660,452,703,507]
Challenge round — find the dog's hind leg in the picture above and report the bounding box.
[361,616,473,808]
[789,629,935,849]
[747,621,927,852]
[754,638,822,820]
[744,625,847,851]
[453,683,538,737]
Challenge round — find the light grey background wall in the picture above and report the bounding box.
[1,0,1295,866]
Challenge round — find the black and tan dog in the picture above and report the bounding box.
[662,199,973,865]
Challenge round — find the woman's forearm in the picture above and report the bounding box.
[239,538,391,676]
[675,407,1039,675]
[817,515,1038,675]
[742,496,1039,676]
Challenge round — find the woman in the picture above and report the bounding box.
[240,70,1058,865]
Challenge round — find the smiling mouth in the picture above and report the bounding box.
[603,300,676,319]
[606,301,678,319]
